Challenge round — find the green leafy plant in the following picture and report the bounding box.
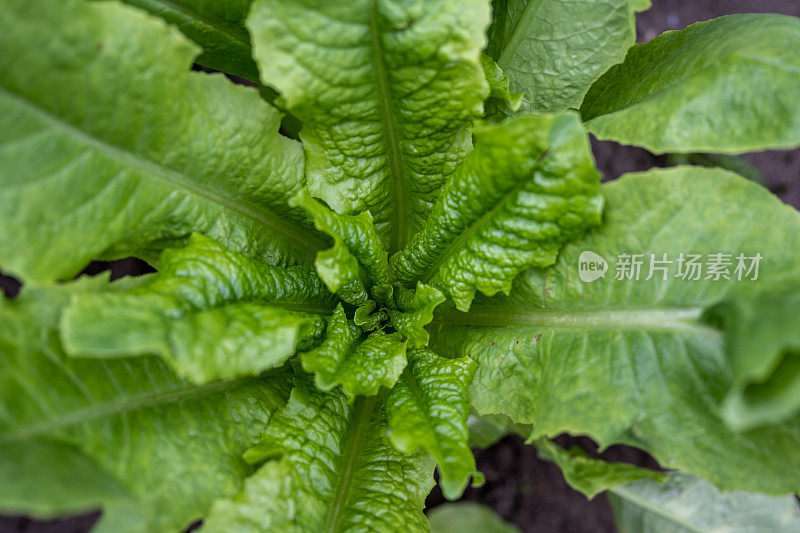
[2,0,800,531]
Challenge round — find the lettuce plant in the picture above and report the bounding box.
[2,0,800,531]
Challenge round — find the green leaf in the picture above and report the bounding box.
[247,0,490,249]
[204,373,434,533]
[0,280,292,532]
[388,283,446,347]
[61,234,333,383]
[487,0,635,114]
[0,0,324,284]
[480,54,521,117]
[120,0,259,81]
[535,438,665,499]
[291,189,391,305]
[390,113,603,311]
[629,0,650,12]
[354,300,387,331]
[466,413,528,448]
[0,438,131,520]
[665,153,766,185]
[704,287,800,431]
[384,348,478,500]
[428,502,521,533]
[301,306,407,398]
[581,14,800,154]
[610,473,800,533]
[433,167,800,495]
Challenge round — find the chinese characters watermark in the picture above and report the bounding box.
[579,251,762,283]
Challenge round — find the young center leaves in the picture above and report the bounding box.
[391,113,603,311]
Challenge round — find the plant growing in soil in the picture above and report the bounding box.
[2,0,800,531]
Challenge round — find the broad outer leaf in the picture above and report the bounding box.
[391,113,603,311]
[428,502,521,533]
[535,438,665,499]
[581,14,800,154]
[120,0,259,81]
[247,0,490,249]
[487,0,635,114]
[704,287,800,431]
[0,280,291,532]
[62,234,333,383]
[301,306,407,398]
[0,0,324,283]
[203,374,433,533]
[384,348,478,500]
[433,167,800,495]
[610,473,800,533]
[0,438,131,520]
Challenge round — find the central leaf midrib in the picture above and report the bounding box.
[441,306,720,337]
[1,87,326,259]
[0,374,258,442]
[368,1,408,252]
[497,0,546,68]
[323,395,377,533]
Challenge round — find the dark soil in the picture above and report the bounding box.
[2,1,799,532]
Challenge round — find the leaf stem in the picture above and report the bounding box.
[368,0,408,252]
[323,395,378,533]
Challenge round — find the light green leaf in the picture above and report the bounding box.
[704,287,800,431]
[466,413,528,448]
[291,189,390,305]
[0,280,292,532]
[301,306,407,398]
[385,348,478,500]
[247,0,490,249]
[120,0,259,81]
[391,113,603,311]
[204,373,434,533]
[480,54,521,117]
[487,0,635,114]
[535,438,665,499]
[630,0,650,12]
[665,153,766,185]
[388,283,446,347]
[433,167,800,495]
[0,438,131,520]
[581,14,800,154]
[0,0,325,284]
[61,234,333,383]
[428,502,520,533]
[354,300,386,332]
[610,473,800,533]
